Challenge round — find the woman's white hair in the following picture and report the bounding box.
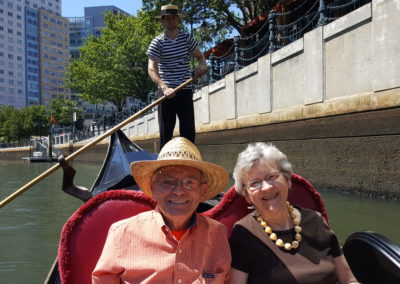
[233,142,293,195]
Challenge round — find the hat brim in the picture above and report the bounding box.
[131,159,228,202]
[155,14,185,19]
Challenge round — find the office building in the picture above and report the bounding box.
[0,0,68,109]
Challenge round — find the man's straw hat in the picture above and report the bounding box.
[155,4,185,19]
[131,137,228,202]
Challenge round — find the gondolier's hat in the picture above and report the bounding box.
[131,137,228,202]
[155,4,184,19]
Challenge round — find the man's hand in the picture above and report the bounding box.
[162,86,176,98]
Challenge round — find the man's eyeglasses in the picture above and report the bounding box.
[159,178,202,191]
[246,172,281,192]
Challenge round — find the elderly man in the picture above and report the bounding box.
[92,137,231,283]
[147,4,208,149]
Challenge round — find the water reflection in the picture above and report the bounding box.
[320,189,400,245]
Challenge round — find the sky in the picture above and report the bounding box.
[61,0,143,17]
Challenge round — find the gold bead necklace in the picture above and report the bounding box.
[256,201,302,251]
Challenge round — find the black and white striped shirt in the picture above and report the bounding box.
[147,31,197,89]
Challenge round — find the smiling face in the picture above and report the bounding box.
[243,160,291,221]
[151,165,207,230]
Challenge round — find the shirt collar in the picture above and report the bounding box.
[154,205,197,231]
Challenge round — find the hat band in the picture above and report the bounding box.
[161,9,178,16]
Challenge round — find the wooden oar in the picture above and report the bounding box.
[0,77,194,209]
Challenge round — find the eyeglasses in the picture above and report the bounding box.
[246,172,281,192]
[159,178,202,191]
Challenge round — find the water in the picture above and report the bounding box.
[0,161,101,283]
[0,161,399,283]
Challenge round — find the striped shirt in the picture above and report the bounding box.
[92,208,231,283]
[147,31,197,89]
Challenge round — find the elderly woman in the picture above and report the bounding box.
[229,142,359,284]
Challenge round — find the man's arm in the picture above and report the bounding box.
[92,226,123,283]
[192,47,208,78]
[148,56,175,98]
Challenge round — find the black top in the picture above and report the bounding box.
[229,207,342,284]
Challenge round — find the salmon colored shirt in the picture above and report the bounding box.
[92,207,231,284]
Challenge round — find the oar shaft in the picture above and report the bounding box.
[0,163,61,208]
[0,77,194,209]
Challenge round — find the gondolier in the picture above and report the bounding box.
[147,4,207,149]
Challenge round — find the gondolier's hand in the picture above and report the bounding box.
[162,86,176,99]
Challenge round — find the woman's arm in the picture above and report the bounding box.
[333,255,359,284]
[228,268,249,284]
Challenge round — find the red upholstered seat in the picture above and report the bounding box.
[58,190,157,284]
[58,174,327,283]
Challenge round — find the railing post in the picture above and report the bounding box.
[268,10,277,53]
[318,0,327,26]
[234,35,240,71]
[209,53,215,83]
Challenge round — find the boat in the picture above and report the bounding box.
[46,130,400,283]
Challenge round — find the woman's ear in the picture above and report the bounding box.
[243,189,252,204]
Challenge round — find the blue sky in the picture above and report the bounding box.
[61,0,143,17]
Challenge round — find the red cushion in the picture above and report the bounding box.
[58,190,156,284]
[58,174,327,283]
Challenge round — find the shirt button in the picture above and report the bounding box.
[178,279,182,284]
[178,249,183,253]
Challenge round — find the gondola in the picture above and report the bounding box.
[46,130,400,284]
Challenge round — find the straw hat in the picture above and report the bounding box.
[155,4,185,19]
[131,137,228,202]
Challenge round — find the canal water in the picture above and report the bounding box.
[0,160,399,283]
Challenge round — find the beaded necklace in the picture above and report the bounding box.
[256,201,302,251]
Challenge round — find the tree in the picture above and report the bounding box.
[0,106,16,142]
[142,0,283,47]
[0,105,52,142]
[49,97,82,127]
[21,106,52,137]
[67,12,161,111]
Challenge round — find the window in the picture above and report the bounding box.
[7,2,12,9]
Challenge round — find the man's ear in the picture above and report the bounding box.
[200,183,208,197]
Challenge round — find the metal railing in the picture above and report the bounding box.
[194,0,371,89]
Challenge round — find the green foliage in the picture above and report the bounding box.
[66,12,161,111]
[0,105,51,142]
[21,106,52,137]
[49,97,82,127]
[142,0,282,48]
